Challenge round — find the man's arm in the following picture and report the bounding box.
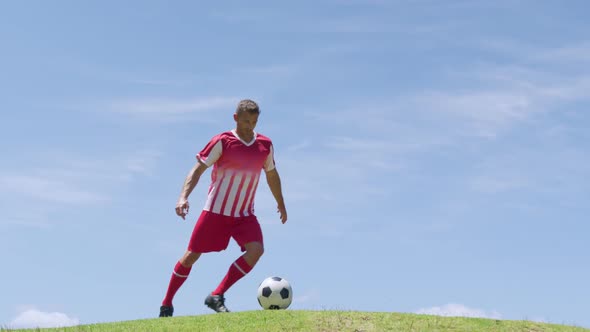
[176,161,208,220]
[265,168,287,224]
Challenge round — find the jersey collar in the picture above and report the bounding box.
[231,129,257,146]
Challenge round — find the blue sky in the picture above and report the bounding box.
[1,0,589,329]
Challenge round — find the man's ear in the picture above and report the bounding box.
[233,113,238,122]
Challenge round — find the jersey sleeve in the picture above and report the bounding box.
[263,144,276,172]
[196,136,223,167]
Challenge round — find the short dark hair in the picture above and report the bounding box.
[236,99,260,115]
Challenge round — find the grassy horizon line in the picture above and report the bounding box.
[3,310,589,332]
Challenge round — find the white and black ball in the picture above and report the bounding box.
[257,276,293,310]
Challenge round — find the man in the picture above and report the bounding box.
[159,99,288,317]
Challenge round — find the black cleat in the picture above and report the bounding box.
[159,305,174,317]
[204,294,230,313]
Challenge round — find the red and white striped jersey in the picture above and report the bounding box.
[197,130,275,217]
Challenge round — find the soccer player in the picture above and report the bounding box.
[159,99,288,317]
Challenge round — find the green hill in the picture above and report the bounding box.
[3,310,589,332]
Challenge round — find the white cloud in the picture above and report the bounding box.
[293,290,320,304]
[310,17,396,34]
[470,174,527,194]
[0,149,162,205]
[128,78,189,86]
[468,141,590,200]
[0,149,165,228]
[533,42,590,64]
[391,39,590,139]
[9,309,79,329]
[302,39,590,143]
[123,149,162,177]
[406,69,589,139]
[108,96,237,121]
[48,149,162,181]
[1,216,52,229]
[416,303,502,319]
[285,140,312,153]
[239,64,297,76]
[527,316,549,324]
[324,135,439,155]
[0,174,108,204]
[420,91,534,138]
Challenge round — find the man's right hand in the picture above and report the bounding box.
[176,199,190,220]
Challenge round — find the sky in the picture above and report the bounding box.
[1,0,589,329]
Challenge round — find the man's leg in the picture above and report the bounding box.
[160,251,201,317]
[205,242,263,312]
[214,242,263,296]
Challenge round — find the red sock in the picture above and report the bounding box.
[162,262,192,306]
[212,256,253,296]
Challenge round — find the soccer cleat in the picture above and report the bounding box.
[159,305,174,317]
[204,294,230,313]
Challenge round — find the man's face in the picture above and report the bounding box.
[234,112,259,134]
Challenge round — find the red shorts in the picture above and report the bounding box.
[188,210,263,253]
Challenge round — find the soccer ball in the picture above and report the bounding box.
[257,276,293,310]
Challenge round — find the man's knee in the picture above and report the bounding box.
[245,242,264,259]
[180,251,201,267]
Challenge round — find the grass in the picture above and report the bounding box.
[2,310,589,332]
